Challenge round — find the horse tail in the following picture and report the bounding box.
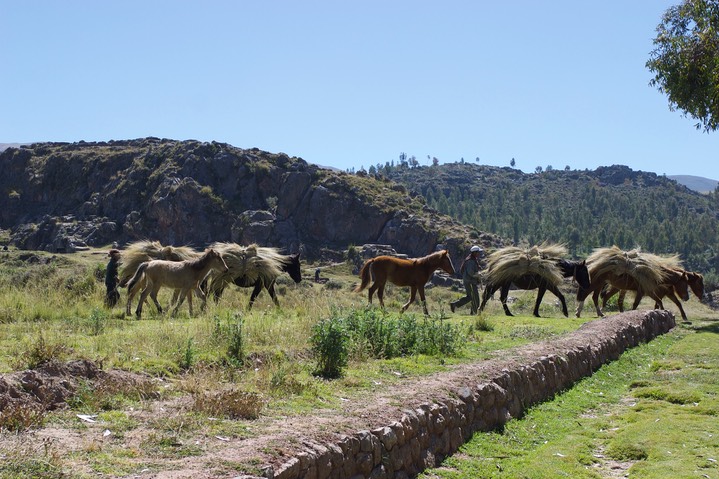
[127,262,149,293]
[354,259,374,292]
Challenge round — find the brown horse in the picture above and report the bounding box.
[126,248,229,319]
[354,250,455,315]
[600,269,702,321]
[575,246,676,318]
[576,267,688,318]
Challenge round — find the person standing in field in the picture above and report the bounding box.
[105,249,122,308]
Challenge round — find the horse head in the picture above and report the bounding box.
[285,253,303,283]
[687,271,705,301]
[439,250,455,275]
[574,260,591,291]
[207,248,229,273]
[672,270,691,301]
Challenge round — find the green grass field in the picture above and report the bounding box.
[1,247,717,478]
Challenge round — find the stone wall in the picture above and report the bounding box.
[267,310,675,479]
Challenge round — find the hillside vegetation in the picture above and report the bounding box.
[379,162,719,285]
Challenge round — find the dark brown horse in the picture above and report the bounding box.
[479,259,590,317]
[209,252,302,309]
[354,250,455,315]
[600,269,702,321]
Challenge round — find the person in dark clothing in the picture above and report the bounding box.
[105,249,121,308]
[450,245,483,314]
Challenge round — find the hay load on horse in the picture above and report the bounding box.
[576,246,677,318]
[126,248,229,319]
[354,249,455,315]
[204,243,301,309]
[598,262,702,322]
[118,240,199,287]
[479,243,589,317]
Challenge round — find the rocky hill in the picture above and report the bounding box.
[0,139,502,263]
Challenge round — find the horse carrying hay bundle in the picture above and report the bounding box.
[478,243,590,317]
[118,240,200,287]
[575,246,686,318]
[592,250,702,321]
[120,240,202,316]
[126,248,229,319]
[354,249,455,315]
[204,243,302,309]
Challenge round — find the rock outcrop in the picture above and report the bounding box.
[0,139,505,262]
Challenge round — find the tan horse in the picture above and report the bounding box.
[126,248,228,318]
[354,250,455,315]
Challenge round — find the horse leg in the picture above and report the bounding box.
[601,286,619,311]
[367,282,378,306]
[266,283,280,307]
[664,292,688,321]
[479,283,498,312]
[136,286,153,319]
[592,289,604,317]
[500,284,513,317]
[631,290,645,311]
[376,283,387,309]
[248,281,264,310]
[533,285,548,317]
[617,290,626,312]
[418,286,428,316]
[575,285,593,318]
[194,284,208,312]
[150,286,163,314]
[401,286,417,313]
[546,283,568,318]
[171,290,187,317]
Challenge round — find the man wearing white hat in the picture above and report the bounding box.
[450,245,483,314]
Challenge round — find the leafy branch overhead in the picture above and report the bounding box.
[647,0,719,131]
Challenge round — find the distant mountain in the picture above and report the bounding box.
[0,143,26,152]
[668,175,718,193]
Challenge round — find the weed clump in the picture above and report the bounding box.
[191,389,264,420]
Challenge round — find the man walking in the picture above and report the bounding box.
[450,245,483,314]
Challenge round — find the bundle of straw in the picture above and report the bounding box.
[485,243,567,286]
[118,240,199,286]
[586,246,680,294]
[207,242,284,293]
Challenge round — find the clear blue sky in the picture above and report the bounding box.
[2,1,717,180]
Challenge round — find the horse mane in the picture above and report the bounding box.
[119,240,199,286]
[587,246,676,293]
[208,242,284,286]
[186,248,220,270]
[415,249,447,265]
[485,243,567,286]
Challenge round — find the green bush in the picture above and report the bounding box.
[311,316,349,379]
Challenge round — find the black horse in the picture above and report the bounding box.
[479,259,590,317]
[209,253,302,309]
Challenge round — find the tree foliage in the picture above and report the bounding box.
[388,162,719,286]
[647,0,719,131]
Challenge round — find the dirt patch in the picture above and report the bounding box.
[0,311,670,478]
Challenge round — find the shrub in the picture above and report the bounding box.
[311,316,349,379]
